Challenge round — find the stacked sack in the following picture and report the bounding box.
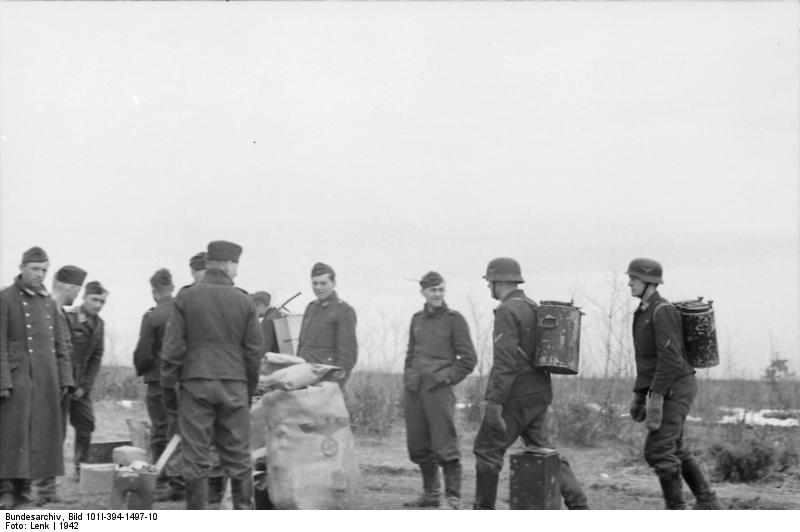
[250,353,362,509]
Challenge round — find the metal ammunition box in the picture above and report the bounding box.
[510,447,561,510]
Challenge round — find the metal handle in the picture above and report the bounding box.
[539,316,557,328]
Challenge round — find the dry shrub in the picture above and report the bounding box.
[91,364,144,400]
[708,438,776,482]
[344,371,403,437]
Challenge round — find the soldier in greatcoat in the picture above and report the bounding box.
[403,271,476,509]
[161,240,263,510]
[296,262,357,386]
[626,258,721,509]
[33,265,87,505]
[64,281,108,481]
[0,247,74,510]
[133,268,176,497]
[472,257,588,510]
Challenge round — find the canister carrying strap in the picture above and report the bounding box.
[652,301,690,359]
[508,297,538,366]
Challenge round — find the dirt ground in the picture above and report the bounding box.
[39,400,800,511]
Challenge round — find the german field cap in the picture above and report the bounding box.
[189,251,207,271]
[55,265,87,286]
[149,268,173,288]
[311,262,335,278]
[207,240,242,263]
[22,246,49,264]
[252,291,272,306]
[419,271,445,289]
[85,281,107,296]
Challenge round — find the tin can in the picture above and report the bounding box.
[510,447,561,510]
[535,301,582,375]
[673,297,719,368]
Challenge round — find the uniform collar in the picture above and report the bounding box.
[316,291,339,308]
[156,295,174,307]
[201,268,234,286]
[423,301,448,317]
[638,290,659,312]
[500,288,526,303]
[14,275,49,297]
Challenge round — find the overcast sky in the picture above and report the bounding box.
[1,2,797,379]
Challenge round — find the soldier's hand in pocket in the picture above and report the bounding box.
[646,392,664,431]
[0,388,10,400]
[485,401,507,434]
[629,393,647,423]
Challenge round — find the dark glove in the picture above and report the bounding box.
[485,401,506,434]
[629,393,647,423]
[163,386,178,413]
[646,392,664,432]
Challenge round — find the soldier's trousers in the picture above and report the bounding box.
[66,394,95,467]
[473,391,587,509]
[404,384,460,466]
[145,383,169,463]
[177,379,251,482]
[644,374,698,479]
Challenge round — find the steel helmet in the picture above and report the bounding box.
[483,257,525,283]
[625,258,664,284]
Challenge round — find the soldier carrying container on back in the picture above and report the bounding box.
[472,257,588,510]
[626,258,722,510]
[403,271,477,510]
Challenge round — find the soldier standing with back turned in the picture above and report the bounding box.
[472,257,588,510]
[403,271,476,509]
[132,268,174,493]
[161,240,263,510]
[626,258,721,510]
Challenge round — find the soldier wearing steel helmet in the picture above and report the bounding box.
[627,258,722,510]
[472,258,588,510]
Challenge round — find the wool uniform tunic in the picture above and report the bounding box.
[160,268,263,481]
[133,295,174,462]
[0,277,73,479]
[632,291,698,478]
[473,289,587,509]
[403,303,476,466]
[297,292,357,382]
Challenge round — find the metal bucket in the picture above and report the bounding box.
[274,314,304,356]
[673,297,719,368]
[535,301,581,375]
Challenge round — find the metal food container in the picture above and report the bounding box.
[535,301,582,375]
[673,297,719,368]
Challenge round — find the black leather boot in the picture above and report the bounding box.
[231,475,253,510]
[658,472,688,510]
[473,470,499,510]
[403,463,441,508]
[185,478,208,510]
[682,459,722,509]
[442,460,462,509]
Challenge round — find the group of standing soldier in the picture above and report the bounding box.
[0,241,720,510]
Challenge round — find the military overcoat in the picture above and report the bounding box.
[0,277,73,478]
